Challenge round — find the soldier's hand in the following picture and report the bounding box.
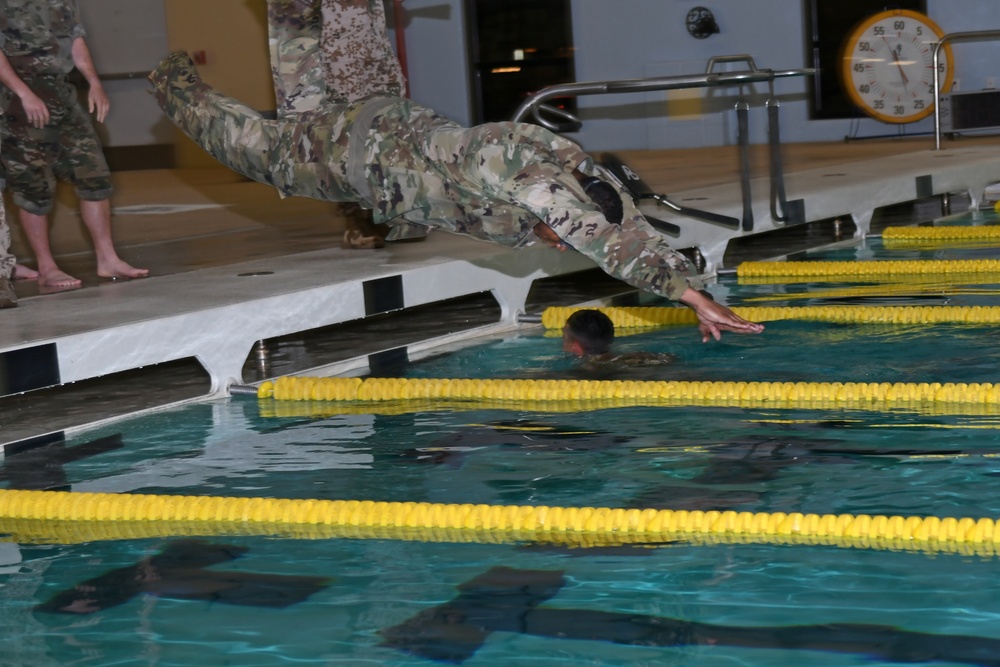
[19,90,49,128]
[680,287,764,342]
[88,86,110,123]
[532,222,569,251]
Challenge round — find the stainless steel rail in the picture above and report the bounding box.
[512,54,814,132]
[511,55,814,233]
[933,30,1000,150]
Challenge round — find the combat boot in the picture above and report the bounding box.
[0,277,17,308]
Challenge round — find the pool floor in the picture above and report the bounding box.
[6,207,1000,665]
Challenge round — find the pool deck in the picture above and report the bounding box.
[3,134,1000,444]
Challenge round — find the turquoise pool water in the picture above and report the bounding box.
[5,230,1000,665]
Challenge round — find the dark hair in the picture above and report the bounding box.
[581,178,623,226]
[565,309,615,355]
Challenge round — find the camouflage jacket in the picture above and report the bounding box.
[151,51,702,301]
[0,0,84,77]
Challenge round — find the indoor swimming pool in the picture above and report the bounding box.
[5,213,1000,665]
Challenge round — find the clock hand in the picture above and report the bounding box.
[883,37,909,86]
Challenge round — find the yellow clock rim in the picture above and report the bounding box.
[840,9,955,124]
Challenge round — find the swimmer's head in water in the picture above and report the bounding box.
[563,309,615,356]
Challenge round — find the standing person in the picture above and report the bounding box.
[273,0,407,249]
[0,0,147,288]
[150,0,763,341]
[325,0,410,250]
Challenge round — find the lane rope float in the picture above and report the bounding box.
[737,259,1000,279]
[253,396,1000,419]
[1,489,998,557]
[736,272,1000,286]
[882,226,1000,241]
[540,305,1000,330]
[255,376,1000,413]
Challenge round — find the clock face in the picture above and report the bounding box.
[841,9,953,124]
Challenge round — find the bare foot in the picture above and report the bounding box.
[13,264,38,281]
[39,269,82,288]
[97,259,149,280]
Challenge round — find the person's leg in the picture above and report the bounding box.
[0,196,17,307]
[320,0,405,103]
[77,198,147,280]
[268,0,327,117]
[1,77,70,285]
[320,0,408,248]
[53,79,147,281]
[18,208,80,287]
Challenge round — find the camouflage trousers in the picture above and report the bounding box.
[0,195,13,280]
[0,74,113,215]
[267,0,404,246]
[269,0,404,116]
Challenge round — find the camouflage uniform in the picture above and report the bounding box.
[150,0,703,301]
[0,192,13,281]
[0,0,113,216]
[270,0,405,115]
[270,0,404,248]
[319,0,405,103]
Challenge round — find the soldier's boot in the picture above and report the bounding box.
[339,203,386,249]
[0,277,18,308]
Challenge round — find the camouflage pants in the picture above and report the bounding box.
[0,196,13,280]
[0,74,113,215]
[268,0,403,245]
[269,0,404,116]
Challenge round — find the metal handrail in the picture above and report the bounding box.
[509,55,815,234]
[511,54,815,131]
[933,30,1000,150]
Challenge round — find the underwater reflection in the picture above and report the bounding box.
[381,566,1000,665]
[35,539,330,615]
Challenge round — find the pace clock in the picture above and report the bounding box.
[840,9,953,124]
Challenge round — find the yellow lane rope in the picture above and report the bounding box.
[743,285,1000,303]
[256,376,1000,414]
[255,397,1000,419]
[737,259,1000,279]
[540,305,1000,329]
[880,239,1000,251]
[1,489,998,557]
[736,271,1000,286]
[882,226,1000,241]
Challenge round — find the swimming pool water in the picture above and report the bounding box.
[5,230,1000,665]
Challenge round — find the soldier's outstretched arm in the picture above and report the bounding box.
[149,52,280,188]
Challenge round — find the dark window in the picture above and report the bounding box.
[465,0,576,124]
